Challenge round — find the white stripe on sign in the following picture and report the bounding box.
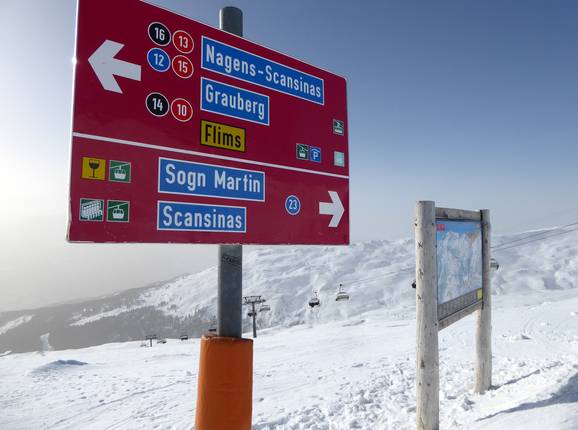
[72,132,350,180]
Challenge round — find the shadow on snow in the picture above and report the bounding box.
[478,368,578,422]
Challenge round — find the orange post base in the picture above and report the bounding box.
[195,335,253,430]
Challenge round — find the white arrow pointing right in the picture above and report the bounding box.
[88,40,141,94]
[319,191,345,228]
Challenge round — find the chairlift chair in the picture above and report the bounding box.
[260,303,271,312]
[308,291,321,308]
[490,258,500,272]
[335,283,350,302]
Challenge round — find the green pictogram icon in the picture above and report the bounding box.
[109,161,131,183]
[107,200,130,222]
[80,199,104,221]
[333,119,345,136]
[334,151,345,167]
[296,143,309,160]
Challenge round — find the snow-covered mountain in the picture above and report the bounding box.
[1,226,577,354]
[1,226,577,429]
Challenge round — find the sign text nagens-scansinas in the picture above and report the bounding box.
[202,37,324,105]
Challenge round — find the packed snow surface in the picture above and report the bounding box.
[0,290,576,429]
[0,227,577,429]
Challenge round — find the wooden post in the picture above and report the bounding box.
[415,201,439,430]
[475,209,492,393]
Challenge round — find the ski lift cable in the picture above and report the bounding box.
[493,223,578,250]
[341,225,576,285]
[493,225,578,252]
[500,203,578,234]
[315,220,578,289]
[344,267,414,287]
[491,200,578,249]
[346,269,412,286]
[492,221,578,250]
[492,226,578,253]
[332,225,578,287]
[344,266,414,286]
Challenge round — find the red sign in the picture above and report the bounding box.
[68,0,349,245]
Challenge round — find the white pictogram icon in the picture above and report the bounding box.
[113,167,126,180]
[81,200,103,220]
[112,207,125,219]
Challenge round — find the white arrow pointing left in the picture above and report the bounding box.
[88,40,141,94]
[319,191,345,228]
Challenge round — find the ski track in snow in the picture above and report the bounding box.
[69,307,139,327]
[0,315,34,336]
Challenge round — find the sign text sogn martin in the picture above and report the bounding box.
[158,158,265,202]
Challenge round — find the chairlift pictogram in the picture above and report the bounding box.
[112,207,125,220]
[81,200,103,220]
[335,283,350,302]
[308,290,321,308]
[113,167,127,180]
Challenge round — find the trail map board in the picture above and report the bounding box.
[436,220,483,325]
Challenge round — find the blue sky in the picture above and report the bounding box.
[1,0,577,309]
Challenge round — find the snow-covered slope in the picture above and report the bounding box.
[0,288,576,429]
[1,226,577,354]
[1,226,577,428]
[140,239,416,328]
[127,225,578,328]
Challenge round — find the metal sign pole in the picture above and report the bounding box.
[217,6,243,339]
[195,8,252,429]
[415,200,439,430]
[475,209,492,393]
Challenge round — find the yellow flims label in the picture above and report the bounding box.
[82,157,106,180]
[201,120,245,152]
[476,289,483,300]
